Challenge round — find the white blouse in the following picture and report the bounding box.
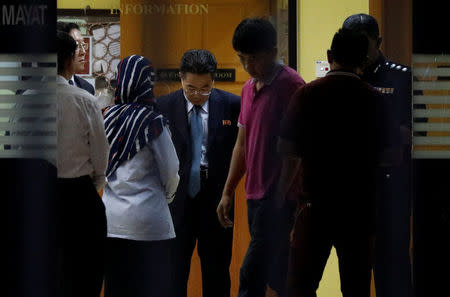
[103,127,180,241]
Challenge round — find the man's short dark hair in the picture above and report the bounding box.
[342,13,379,40]
[57,22,66,32]
[57,22,80,34]
[57,31,77,73]
[179,49,217,78]
[232,18,277,54]
[330,28,368,69]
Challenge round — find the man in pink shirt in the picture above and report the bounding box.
[217,18,305,297]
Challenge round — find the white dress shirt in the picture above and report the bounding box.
[184,95,209,167]
[56,75,109,190]
[103,127,180,241]
[68,75,76,86]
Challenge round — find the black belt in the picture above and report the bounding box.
[200,166,208,180]
[57,175,92,185]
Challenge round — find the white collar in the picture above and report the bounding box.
[184,92,209,114]
[57,75,70,84]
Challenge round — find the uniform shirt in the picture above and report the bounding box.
[238,64,305,200]
[57,75,109,190]
[103,127,180,241]
[185,94,209,167]
[362,55,412,144]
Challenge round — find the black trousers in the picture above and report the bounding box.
[104,238,172,297]
[288,207,373,297]
[171,176,233,297]
[413,160,450,297]
[238,195,296,297]
[58,176,106,297]
[374,165,412,297]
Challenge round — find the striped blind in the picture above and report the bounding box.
[0,54,56,163]
[413,54,450,158]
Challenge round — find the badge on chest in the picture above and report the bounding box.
[374,87,395,94]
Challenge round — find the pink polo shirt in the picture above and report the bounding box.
[238,65,305,200]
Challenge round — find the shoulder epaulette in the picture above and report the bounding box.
[384,61,409,72]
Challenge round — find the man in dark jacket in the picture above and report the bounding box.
[156,49,240,297]
[278,28,395,297]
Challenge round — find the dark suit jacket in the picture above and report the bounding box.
[156,88,240,228]
[74,75,95,95]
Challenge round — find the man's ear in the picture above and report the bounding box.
[327,50,333,64]
[269,48,278,61]
[65,57,73,73]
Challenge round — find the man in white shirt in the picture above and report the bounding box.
[56,30,109,297]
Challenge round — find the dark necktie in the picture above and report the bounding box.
[68,79,74,85]
[188,105,203,198]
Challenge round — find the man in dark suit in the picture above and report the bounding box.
[156,49,240,297]
[73,74,95,95]
[58,22,95,95]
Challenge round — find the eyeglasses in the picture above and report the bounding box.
[181,80,213,96]
[181,81,212,96]
[76,41,89,52]
[184,87,212,96]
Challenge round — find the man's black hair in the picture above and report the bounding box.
[58,22,81,34]
[57,21,67,32]
[57,31,77,74]
[330,28,368,69]
[342,13,379,40]
[232,18,277,54]
[179,49,217,78]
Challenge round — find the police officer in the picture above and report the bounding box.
[343,14,413,297]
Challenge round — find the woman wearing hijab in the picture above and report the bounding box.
[102,55,179,297]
